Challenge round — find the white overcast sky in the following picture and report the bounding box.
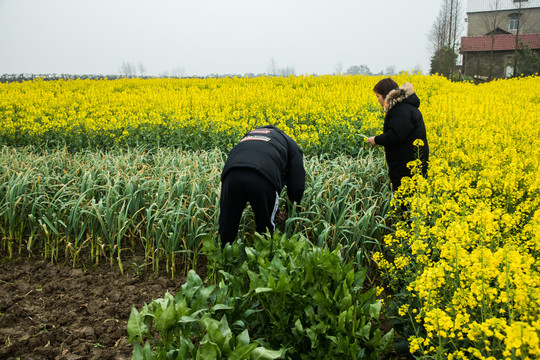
[0,0,458,76]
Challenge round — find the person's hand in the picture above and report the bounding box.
[277,210,287,222]
[367,136,376,147]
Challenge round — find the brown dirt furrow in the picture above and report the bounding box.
[0,256,190,360]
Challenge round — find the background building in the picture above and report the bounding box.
[461,0,540,79]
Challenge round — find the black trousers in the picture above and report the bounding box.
[218,168,279,245]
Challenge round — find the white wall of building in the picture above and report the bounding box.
[467,0,540,13]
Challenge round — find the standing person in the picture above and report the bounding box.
[367,78,429,191]
[218,124,305,246]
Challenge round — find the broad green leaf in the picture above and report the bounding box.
[258,248,271,262]
[368,300,381,319]
[175,297,188,317]
[201,316,227,350]
[155,301,177,333]
[250,347,285,360]
[275,273,291,292]
[243,309,262,317]
[164,291,175,302]
[254,287,273,294]
[358,323,371,340]
[346,307,354,324]
[138,304,154,319]
[366,328,383,347]
[340,294,352,312]
[358,287,376,306]
[179,315,198,324]
[183,270,203,299]
[191,285,214,310]
[150,300,164,321]
[267,275,276,289]
[294,319,304,333]
[142,342,152,359]
[312,290,326,304]
[378,328,394,352]
[231,241,242,257]
[327,335,337,344]
[218,315,233,346]
[132,342,152,360]
[270,253,286,272]
[306,328,318,348]
[196,285,214,303]
[196,339,219,360]
[210,303,234,312]
[233,320,246,328]
[293,237,305,255]
[354,268,367,290]
[166,348,184,359]
[345,269,355,287]
[237,328,250,347]
[177,337,192,359]
[127,307,147,343]
[245,246,257,262]
[304,305,315,321]
[132,342,144,360]
[189,308,206,318]
[338,310,347,332]
[228,343,259,360]
[203,235,219,253]
[248,270,263,292]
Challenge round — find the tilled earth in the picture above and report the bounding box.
[0,255,200,360]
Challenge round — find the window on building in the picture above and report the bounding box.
[509,15,519,31]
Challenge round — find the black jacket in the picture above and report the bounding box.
[221,125,305,204]
[374,85,429,181]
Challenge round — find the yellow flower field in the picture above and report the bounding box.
[0,75,384,153]
[374,75,540,359]
[1,74,539,359]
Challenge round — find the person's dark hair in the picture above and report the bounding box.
[373,78,399,99]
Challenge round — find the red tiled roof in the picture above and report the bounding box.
[461,33,540,52]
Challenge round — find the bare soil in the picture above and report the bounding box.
[0,255,203,360]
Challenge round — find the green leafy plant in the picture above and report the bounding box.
[128,231,393,359]
[128,270,284,359]
[223,232,393,359]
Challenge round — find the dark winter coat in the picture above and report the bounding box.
[374,84,429,184]
[221,125,305,204]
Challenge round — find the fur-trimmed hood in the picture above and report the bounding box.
[384,83,418,112]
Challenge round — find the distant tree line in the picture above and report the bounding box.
[0,73,171,83]
[1,59,420,84]
[0,72,303,84]
[0,70,394,84]
[343,64,423,76]
[1,73,118,83]
[0,73,273,84]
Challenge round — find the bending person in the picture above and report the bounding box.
[218,125,305,246]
